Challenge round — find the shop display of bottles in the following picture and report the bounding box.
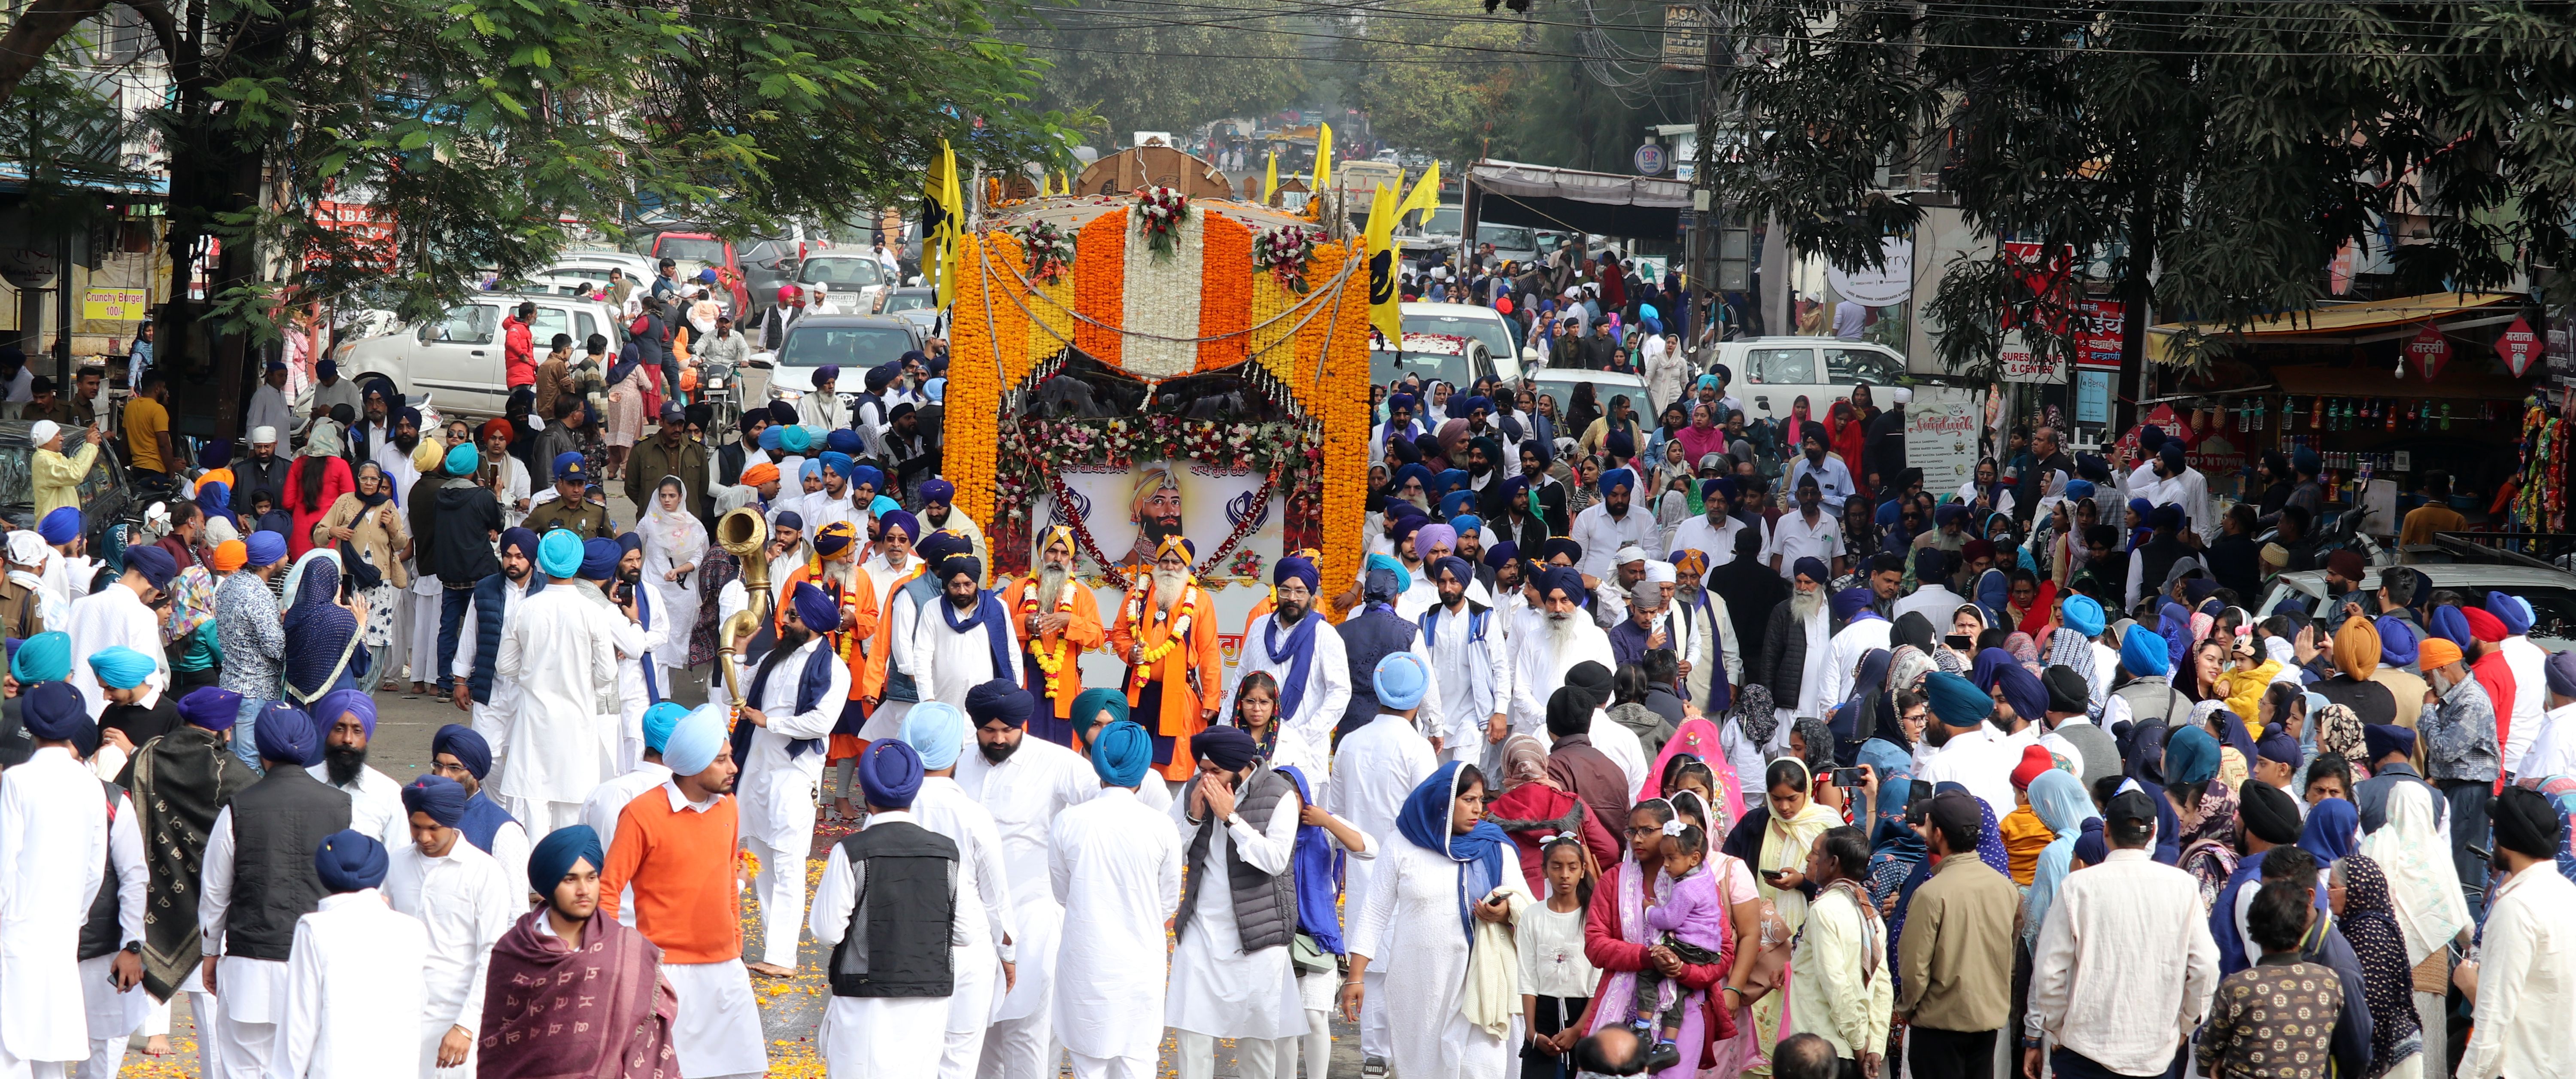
[2269,396,2501,432]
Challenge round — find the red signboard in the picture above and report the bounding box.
[306,200,397,272]
[2075,298,2125,369]
[2406,322,2451,381]
[2495,314,2542,377]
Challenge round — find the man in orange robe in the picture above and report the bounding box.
[769,520,880,779]
[1106,534,1220,781]
[1002,524,1106,746]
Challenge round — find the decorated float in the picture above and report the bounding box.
[942,148,1376,678]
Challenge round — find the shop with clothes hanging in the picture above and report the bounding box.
[2142,292,2563,535]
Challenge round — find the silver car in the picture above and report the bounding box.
[2256,562,2576,648]
[335,292,629,419]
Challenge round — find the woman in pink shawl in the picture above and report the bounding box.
[1646,712,1741,822]
[1674,402,1729,471]
[1582,798,1766,1078]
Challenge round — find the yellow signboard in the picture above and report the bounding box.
[82,287,149,322]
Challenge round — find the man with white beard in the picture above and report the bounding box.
[1221,557,1349,782]
[1001,526,1106,748]
[1505,566,1614,743]
[959,681,1099,1079]
[1757,557,1838,739]
[914,555,1023,708]
[1108,537,1224,783]
[1666,550,1741,708]
[1419,556,1510,770]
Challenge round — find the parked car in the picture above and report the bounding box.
[545,249,657,288]
[1477,223,1542,267]
[0,419,132,534]
[2257,561,2576,649]
[646,232,753,314]
[1704,336,1908,422]
[1396,303,1524,384]
[334,292,629,419]
[796,253,894,316]
[737,237,802,322]
[873,286,942,332]
[753,315,928,412]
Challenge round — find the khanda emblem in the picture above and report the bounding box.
[1224,488,1270,529]
[1367,246,1396,306]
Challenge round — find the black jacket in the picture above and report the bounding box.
[1756,598,1816,708]
[432,479,504,584]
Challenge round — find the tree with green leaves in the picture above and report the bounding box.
[1012,0,1312,145]
[1711,0,2576,379]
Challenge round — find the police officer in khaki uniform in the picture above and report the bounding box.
[522,450,617,539]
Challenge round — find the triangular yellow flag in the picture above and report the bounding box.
[934,140,964,309]
[1362,179,1401,346]
[1263,152,1278,203]
[1396,162,1442,228]
[1310,123,1332,195]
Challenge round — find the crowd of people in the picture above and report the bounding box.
[0,299,2571,1079]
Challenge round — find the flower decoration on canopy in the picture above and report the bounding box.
[1253,224,1320,294]
[1015,219,1075,285]
[1132,185,1192,261]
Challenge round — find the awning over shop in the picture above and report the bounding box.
[2266,363,2531,401]
[1467,160,1688,240]
[2147,292,2518,362]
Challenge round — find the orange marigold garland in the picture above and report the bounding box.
[1311,238,1372,614]
[1196,214,1252,373]
[1073,212,1127,365]
[946,233,1004,531]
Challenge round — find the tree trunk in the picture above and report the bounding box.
[2116,184,2157,435]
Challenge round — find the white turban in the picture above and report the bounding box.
[1644,559,1676,584]
[27,421,57,449]
[3,530,45,566]
[249,426,278,445]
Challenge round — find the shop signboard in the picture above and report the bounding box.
[1825,237,1913,307]
[1908,386,1982,495]
[80,287,147,322]
[2075,299,2125,368]
[2550,310,2576,388]
[2494,314,2542,377]
[1997,331,2067,384]
[2406,322,2450,380]
[2075,369,2111,424]
[1661,5,1710,70]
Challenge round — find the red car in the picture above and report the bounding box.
[647,232,751,314]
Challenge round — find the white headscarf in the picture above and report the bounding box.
[2361,779,2470,964]
[641,474,708,566]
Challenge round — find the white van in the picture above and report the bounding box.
[1704,336,1907,420]
[335,292,630,419]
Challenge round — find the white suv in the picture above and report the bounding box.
[335,292,629,419]
[1705,336,1907,420]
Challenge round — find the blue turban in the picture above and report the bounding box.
[21,681,88,742]
[1458,395,1492,416]
[780,424,814,453]
[2157,441,2185,472]
[919,479,955,504]
[1388,393,1418,413]
[2429,604,2473,648]
[813,364,844,388]
[1091,719,1154,787]
[431,723,492,779]
[313,830,389,894]
[444,443,480,476]
[178,687,242,732]
[1923,671,1992,728]
[37,506,80,545]
[759,426,784,452]
[662,702,727,775]
[1450,514,1482,536]
[1538,566,1586,605]
[851,465,884,491]
[2061,595,2106,638]
[1793,556,1829,584]
[538,529,584,577]
[2062,479,2096,501]
[9,630,67,684]
[1607,430,1635,459]
[1194,724,1259,771]
[818,451,854,477]
[499,527,541,563]
[2363,724,2415,763]
[903,701,969,771]
[315,687,377,739]
[825,429,861,456]
[2165,725,2220,785]
[1483,541,1518,568]
[2292,446,2321,476]
[1391,463,1432,492]
[401,775,468,828]
[859,737,925,809]
[877,508,918,541]
[123,545,176,590]
[869,495,900,518]
[1375,652,1429,709]
[528,825,605,896]
[1069,687,1129,744]
[2255,722,2301,766]
[1831,588,1875,623]
[2120,626,2171,677]
[2137,425,2167,453]
[1274,556,1319,594]
[86,646,155,690]
[2490,592,2534,636]
[1439,489,1478,518]
[2376,616,2418,667]
[253,703,317,765]
[1914,547,1948,585]
[866,362,899,390]
[245,530,289,568]
[2148,503,2184,531]
[791,581,838,633]
[812,524,854,556]
[1935,504,1970,528]
[1598,468,1634,494]
[1364,552,1412,597]
[772,510,805,534]
[1431,556,1473,588]
[579,538,620,581]
[551,451,586,482]
[1705,477,1736,502]
[642,701,689,754]
[966,680,1036,728]
[1993,663,2046,727]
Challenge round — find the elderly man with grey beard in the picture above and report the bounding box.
[1757,557,1836,743]
[1506,564,1615,745]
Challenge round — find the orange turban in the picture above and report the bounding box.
[2418,637,2464,672]
[739,462,780,488]
[209,540,248,573]
[2331,616,2381,681]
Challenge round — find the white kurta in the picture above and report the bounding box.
[1817,614,1895,709]
[1791,602,1834,719]
[954,736,1097,1030]
[82,787,149,1055]
[307,763,409,854]
[1422,601,1513,755]
[447,577,540,741]
[1220,612,1351,784]
[1164,779,1307,1041]
[807,810,964,1079]
[1347,841,1514,1079]
[907,776,1019,1071]
[61,582,168,717]
[1505,617,1614,738]
[1569,504,1659,582]
[718,635,850,851]
[601,584,669,768]
[1047,786,1184,1066]
[1326,713,1439,943]
[0,745,109,1066]
[640,535,703,682]
[492,586,620,808]
[267,889,430,1079]
[383,839,516,1078]
[578,762,674,926]
[911,595,1024,708]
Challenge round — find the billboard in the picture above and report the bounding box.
[1039,459,1287,684]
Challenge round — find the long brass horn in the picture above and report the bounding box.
[715,507,771,706]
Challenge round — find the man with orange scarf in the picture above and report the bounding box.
[1107,535,1221,781]
[1002,524,1104,746]
[771,521,881,777]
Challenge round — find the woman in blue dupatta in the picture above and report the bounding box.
[1342,760,1518,1079]
[280,553,369,706]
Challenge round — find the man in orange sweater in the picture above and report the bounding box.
[1107,535,1222,781]
[1001,525,1105,746]
[598,705,768,1079]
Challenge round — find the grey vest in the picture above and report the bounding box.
[1174,767,1297,953]
[224,767,352,961]
[828,821,960,998]
[79,780,124,961]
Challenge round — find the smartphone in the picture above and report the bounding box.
[1759,867,1786,881]
[1831,767,1867,788]
[1943,634,1972,650]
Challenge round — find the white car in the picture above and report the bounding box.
[794,253,894,316]
[753,315,928,411]
[1373,302,1524,387]
[1705,335,1908,421]
[334,292,629,419]
[2257,562,2576,649]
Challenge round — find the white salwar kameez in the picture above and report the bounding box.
[807,808,966,1079]
[638,500,706,688]
[383,838,516,1079]
[77,788,147,1079]
[447,577,541,740]
[911,595,1023,708]
[60,582,167,717]
[307,762,409,854]
[1348,841,1515,1079]
[1325,712,1440,1061]
[1219,612,1351,785]
[1166,781,1307,1079]
[714,635,848,969]
[1504,617,1613,739]
[1788,602,1834,721]
[908,777,1020,1079]
[491,585,621,841]
[1048,786,1183,1079]
[267,889,430,1078]
[580,762,674,927]
[957,736,1100,1079]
